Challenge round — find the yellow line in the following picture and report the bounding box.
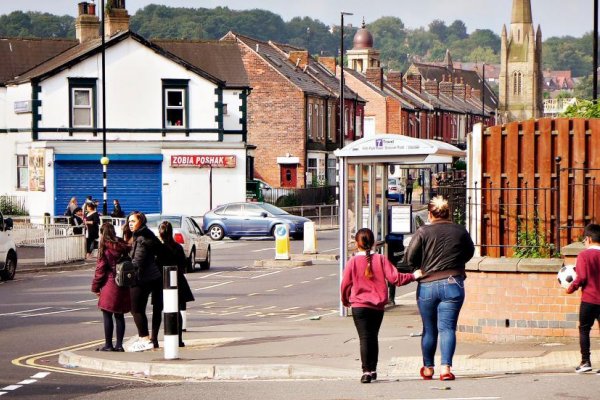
[11,340,152,382]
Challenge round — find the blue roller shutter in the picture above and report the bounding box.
[54,156,162,216]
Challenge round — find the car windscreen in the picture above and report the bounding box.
[259,203,289,215]
[146,215,182,228]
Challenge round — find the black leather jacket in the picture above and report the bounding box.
[130,225,161,284]
[403,220,475,282]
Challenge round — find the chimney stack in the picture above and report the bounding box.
[105,0,130,36]
[319,57,337,75]
[386,71,403,92]
[405,74,422,93]
[76,2,100,43]
[423,79,439,97]
[288,50,309,69]
[366,67,384,90]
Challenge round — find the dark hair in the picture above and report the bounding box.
[428,195,450,219]
[128,210,147,226]
[158,221,176,249]
[355,228,375,279]
[584,223,600,243]
[73,207,83,214]
[122,222,133,243]
[98,222,117,260]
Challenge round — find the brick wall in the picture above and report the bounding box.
[343,72,388,135]
[236,42,306,188]
[457,258,598,342]
[385,98,402,134]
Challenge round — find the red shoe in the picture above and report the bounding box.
[420,366,434,380]
[440,372,455,381]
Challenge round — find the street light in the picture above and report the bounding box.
[481,62,486,120]
[100,0,108,216]
[339,12,353,147]
[594,0,598,101]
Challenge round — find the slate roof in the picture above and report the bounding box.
[0,37,77,85]
[304,58,364,102]
[233,33,331,97]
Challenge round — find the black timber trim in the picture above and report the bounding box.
[214,87,224,142]
[31,81,41,141]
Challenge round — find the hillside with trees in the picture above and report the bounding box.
[1,5,596,96]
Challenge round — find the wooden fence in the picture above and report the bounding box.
[468,119,600,257]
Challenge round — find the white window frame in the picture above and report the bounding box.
[17,155,28,190]
[307,106,313,138]
[72,88,93,128]
[165,88,186,128]
[327,104,333,141]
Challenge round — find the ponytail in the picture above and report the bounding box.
[355,228,375,280]
[364,248,373,279]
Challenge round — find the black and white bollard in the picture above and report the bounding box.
[163,265,179,360]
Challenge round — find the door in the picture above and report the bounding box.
[242,203,271,234]
[280,165,297,188]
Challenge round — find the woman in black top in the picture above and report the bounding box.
[85,202,100,258]
[127,211,163,352]
[156,221,195,347]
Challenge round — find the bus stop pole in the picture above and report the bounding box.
[338,157,348,317]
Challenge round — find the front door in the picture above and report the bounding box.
[280,165,297,188]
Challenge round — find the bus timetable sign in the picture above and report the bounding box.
[170,155,236,168]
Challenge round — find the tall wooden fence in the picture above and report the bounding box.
[468,119,600,257]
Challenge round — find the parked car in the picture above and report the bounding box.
[202,202,310,241]
[145,214,211,272]
[0,212,17,281]
[387,177,403,202]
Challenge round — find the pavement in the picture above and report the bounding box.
[17,246,599,382]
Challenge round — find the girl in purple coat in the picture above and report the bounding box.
[91,222,131,352]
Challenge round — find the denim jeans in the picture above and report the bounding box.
[579,302,600,363]
[417,275,465,367]
[352,307,384,372]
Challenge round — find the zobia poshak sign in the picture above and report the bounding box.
[170,155,236,168]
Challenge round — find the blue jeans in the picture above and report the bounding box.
[417,276,465,367]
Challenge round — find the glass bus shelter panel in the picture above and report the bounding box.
[347,164,357,241]
[359,164,371,231]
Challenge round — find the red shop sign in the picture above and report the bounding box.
[170,155,236,168]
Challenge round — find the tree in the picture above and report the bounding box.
[447,20,468,41]
[469,29,501,53]
[428,19,448,42]
[573,75,593,100]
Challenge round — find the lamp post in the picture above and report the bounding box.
[594,0,598,101]
[481,62,486,121]
[100,0,108,216]
[339,12,353,147]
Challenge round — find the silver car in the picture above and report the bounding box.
[146,214,211,272]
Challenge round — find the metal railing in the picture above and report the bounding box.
[264,186,336,207]
[282,205,338,228]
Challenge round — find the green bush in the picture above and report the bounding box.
[512,228,555,258]
[560,99,600,118]
[0,196,28,216]
[276,194,301,207]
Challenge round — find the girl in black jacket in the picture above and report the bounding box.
[156,221,195,347]
[127,211,163,352]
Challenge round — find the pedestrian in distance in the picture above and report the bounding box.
[156,220,195,347]
[64,197,78,223]
[84,196,94,217]
[566,223,600,374]
[71,207,84,235]
[85,202,101,259]
[127,211,163,352]
[110,199,125,218]
[405,174,414,204]
[403,195,475,381]
[91,222,131,352]
[341,228,422,383]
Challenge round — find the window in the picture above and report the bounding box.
[327,105,333,141]
[244,204,264,217]
[17,155,28,189]
[307,158,318,186]
[223,104,228,115]
[307,106,313,138]
[319,104,324,139]
[314,104,320,139]
[356,109,362,138]
[513,71,523,96]
[327,158,337,186]
[162,79,189,128]
[69,78,96,129]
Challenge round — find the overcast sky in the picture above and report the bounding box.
[0,0,592,39]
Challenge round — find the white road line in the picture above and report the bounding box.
[263,306,277,310]
[285,313,306,319]
[194,281,233,291]
[266,289,278,292]
[251,247,275,253]
[321,247,339,253]
[328,273,337,277]
[284,284,294,288]
[248,293,260,296]
[314,276,324,280]
[0,307,51,316]
[75,299,98,304]
[198,271,224,279]
[17,379,36,385]
[301,280,310,284]
[282,306,300,311]
[250,270,282,279]
[1,386,22,391]
[31,372,50,379]
[0,392,7,396]
[394,398,501,400]
[20,307,88,318]
[225,297,237,301]
[201,301,217,306]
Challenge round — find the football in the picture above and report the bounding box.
[557,264,577,289]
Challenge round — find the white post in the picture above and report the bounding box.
[303,221,317,254]
[163,265,179,360]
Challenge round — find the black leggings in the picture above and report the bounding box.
[579,301,600,362]
[102,310,125,348]
[130,278,163,340]
[352,307,384,372]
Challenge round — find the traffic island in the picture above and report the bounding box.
[253,259,312,268]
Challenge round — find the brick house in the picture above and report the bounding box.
[223,32,365,189]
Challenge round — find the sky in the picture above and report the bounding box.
[0,0,593,39]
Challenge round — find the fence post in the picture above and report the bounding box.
[163,265,179,360]
[555,156,562,253]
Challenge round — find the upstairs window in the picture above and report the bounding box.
[513,71,523,96]
[17,155,28,190]
[327,104,333,141]
[307,106,313,138]
[69,78,96,129]
[163,79,189,128]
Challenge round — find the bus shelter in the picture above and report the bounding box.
[334,134,466,316]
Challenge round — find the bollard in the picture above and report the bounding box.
[181,310,187,332]
[163,265,179,360]
[274,224,290,260]
[303,221,317,254]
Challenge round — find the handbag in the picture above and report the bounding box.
[115,254,136,287]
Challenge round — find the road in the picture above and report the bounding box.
[1,230,598,400]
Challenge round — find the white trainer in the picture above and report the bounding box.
[127,339,154,352]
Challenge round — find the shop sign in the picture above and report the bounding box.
[170,155,236,168]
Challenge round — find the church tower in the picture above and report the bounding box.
[499,0,543,122]
[346,20,380,73]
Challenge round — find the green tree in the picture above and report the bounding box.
[428,19,448,42]
[573,75,593,100]
[447,20,468,41]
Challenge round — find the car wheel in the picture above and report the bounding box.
[187,248,196,273]
[1,252,17,281]
[229,236,241,240]
[200,246,211,270]
[208,225,224,241]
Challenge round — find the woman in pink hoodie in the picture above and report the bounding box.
[341,228,422,383]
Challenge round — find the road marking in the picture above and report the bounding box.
[201,301,216,306]
[194,281,233,291]
[250,247,275,253]
[284,284,294,288]
[1,386,21,391]
[75,299,97,304]
[225,297,237,301]
[263,306,277,310]
[328,273,337,277]
[301,280,310,284]
[20,307,88,318]
[248,293,260,296]
[250,270,281,279]
[282,307,300,311]
[392,398,501,400]
[0,307,51,316]
[17,379,36,385]
[285,313,306,319]
[314,276,324,280]
[198,271,224,279]
[31,372,50,378]
[321,247,338,253]
[266,288,278,292]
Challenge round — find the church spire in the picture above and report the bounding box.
[511,0,533,24]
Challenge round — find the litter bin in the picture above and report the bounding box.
[385,233,406,305]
